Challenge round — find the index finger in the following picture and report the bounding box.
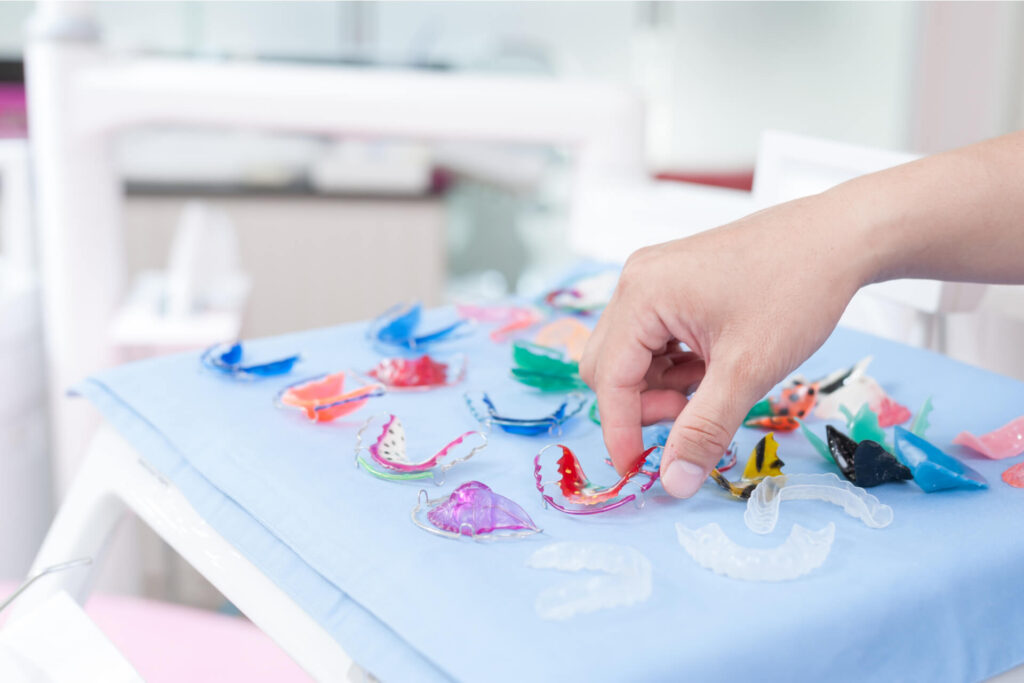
[597,383,645,475]
[593,311,667,474]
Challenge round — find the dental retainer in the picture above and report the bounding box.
[367,353,466,391]
[676,521,835,582]
[744,383,820,432]
[953,416,1024,460]
[411,481,541,541]
[354,413,487,485]
[533,444,661,515]
[743,472,895,535]
[464,391,587,436]
[709,434,784,499]
[533,318,591,361]
[893,426,987,492]
[457,304,541,343]
[368,301,470,353]
[276,371,385,422]
[527,542,652,620]
[200,342,300,380]
[510,341,589,392]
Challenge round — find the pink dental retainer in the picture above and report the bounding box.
[354,414,487,485]
[953,416,1024,459]
[456,304,541,343]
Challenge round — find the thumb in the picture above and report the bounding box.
[659,361,760,498]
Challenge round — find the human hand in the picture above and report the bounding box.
[580,193,870,498]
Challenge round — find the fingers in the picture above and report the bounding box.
[644,349,698,378]
[598,384,645,475]
[640,389,688,425]
[659,359,762,498]
[602,389,688,473]
[591,313,669,476]
[645,356,706,395]
[579,308,611,388]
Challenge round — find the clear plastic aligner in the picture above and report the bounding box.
[744,473,894,535]
[527,542,652,620]
[676,522,835,582]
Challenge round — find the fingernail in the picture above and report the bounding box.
[662,459,707,499]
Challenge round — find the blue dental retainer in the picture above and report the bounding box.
[464,392,588,436]
[200,342,300,380]
[602,423,737,474]
[893,426,988,492]
[368,301,471,354]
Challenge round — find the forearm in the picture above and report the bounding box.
[831,130,1024,287]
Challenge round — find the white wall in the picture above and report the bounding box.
[911,2,1024,153]
[0,1,949,171]
[657,2,920,169]
[374,1,636,76]
[95,2,350,59]
[0,2,352,59]
[367,1,925,168]
[0,3,31,56]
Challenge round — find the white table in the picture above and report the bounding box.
[8,426,356,681]
[1,591,142,682]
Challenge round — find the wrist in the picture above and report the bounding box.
[818,175,902,289]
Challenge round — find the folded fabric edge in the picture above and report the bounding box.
[71,377,453,683]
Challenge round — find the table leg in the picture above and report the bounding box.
[8,425,355,681]
[6,429,127,621]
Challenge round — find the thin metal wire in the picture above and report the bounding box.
[0,557,93,614]
[464,391,587,434]
[353,412,392,463]
[438,431,487,472]
[275,372,385,414]
[200,342,301,381]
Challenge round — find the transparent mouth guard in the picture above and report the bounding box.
[676,522,835,582]
[743,472,895,535]
[527,542,652,620]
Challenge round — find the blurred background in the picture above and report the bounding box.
[1,1,1023,679]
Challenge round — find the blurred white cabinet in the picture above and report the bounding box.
[122,194,446,337]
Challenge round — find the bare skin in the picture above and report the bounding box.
[581,130,1024,498]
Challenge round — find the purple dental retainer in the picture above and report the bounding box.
[412,481,541,541]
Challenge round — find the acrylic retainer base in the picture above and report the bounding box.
[744,473,894,535]
[533,444,661,515]
[354,414,487,485]
[410,484,541,542]
[464,392,586,437]
[676,522,835,582]
[527,542,652,620]
[200,342,300,380]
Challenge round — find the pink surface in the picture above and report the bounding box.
[0,583,311,682]
[0,85,27,138]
